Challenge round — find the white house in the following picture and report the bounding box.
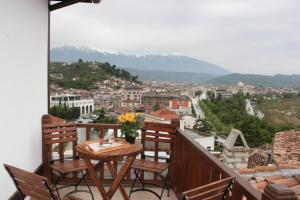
[183,129,215,151]
[182,115,197,129]
[0,1,100,199]
[214,88,233,99]
[195,137,215,151]
[50,94,94,115]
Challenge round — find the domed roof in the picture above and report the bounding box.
[237,81,244,87]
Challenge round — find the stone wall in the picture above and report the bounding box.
[273,130,300,167]
[221,146,250,169]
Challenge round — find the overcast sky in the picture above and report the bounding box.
[51,0,300,75]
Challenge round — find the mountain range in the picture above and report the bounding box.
[207,73,300,87]
[50,46,230,75]
[125,68,217,84]
[50,45,300,87]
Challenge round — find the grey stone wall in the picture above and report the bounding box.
[221,147,250,169]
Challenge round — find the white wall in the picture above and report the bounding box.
[0,0,48,198]
[195,136,215,151]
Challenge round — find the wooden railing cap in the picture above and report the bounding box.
[263,184,298,200]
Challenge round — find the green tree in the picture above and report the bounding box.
[193,117,212,134]
[236,116,273,147]
[195,90,203,96]
[207,91,214,100]
[50,61,139,90]
[191,104,197,117]
[255,95,264,104]
[50,105,80,120]
[93,109,105,119]
[93,109,117,124]
[153,103,160,111]
[200,93,275,146]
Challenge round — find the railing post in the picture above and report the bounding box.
[86,127,91,140]
[171,119,180,127]
[262,184,298,200]
[231,182,244,200]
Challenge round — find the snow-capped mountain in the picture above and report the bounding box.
[50,45,231,75]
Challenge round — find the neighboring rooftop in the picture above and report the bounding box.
[273,130,300,167]
[149,108,180,121]
[239,165,300,199]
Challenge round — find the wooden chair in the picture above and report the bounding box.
[182,177,235,200]
[4,164,82,200]
[42,119,93,200]
[129,122,177,199]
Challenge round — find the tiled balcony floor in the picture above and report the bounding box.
[59,185,177,200]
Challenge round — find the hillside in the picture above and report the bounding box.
[125,68,217,84]
[50,46,231,75]
[207,73,300,87]
[200,94,275,147]
[50,61,137,89]
[255,96,300,130]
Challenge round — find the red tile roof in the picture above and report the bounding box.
[273,130,300,167]
[150,108,180,121]
[239,165,300,199]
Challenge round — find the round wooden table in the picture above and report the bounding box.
[76,141,142,200]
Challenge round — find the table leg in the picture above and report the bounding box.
[84,159,110,200]
[107,162,129,200]
[107,156,135,199]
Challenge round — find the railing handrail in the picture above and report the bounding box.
[76,123,120,129]
[176,127,262,200]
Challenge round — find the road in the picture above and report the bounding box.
[191,97,205,119]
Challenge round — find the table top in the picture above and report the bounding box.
[76,140,142,161]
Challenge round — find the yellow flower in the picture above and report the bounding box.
[118,114,127,123]
[118,112,139,124]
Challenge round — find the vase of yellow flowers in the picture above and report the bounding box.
[118,112,144,144]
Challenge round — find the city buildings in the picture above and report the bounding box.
[168,99,192,115]
[213,82,256,99]
[50,94,94,115]
[215,88,233,99]
[120,86,142,108]
[142,93,189,109]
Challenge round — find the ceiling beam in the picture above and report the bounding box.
[49,0,101,11]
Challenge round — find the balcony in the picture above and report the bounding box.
[38,119,292,200]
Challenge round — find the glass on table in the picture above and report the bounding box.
[107,130,115,145]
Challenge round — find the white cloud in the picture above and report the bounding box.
[51,0,300,75]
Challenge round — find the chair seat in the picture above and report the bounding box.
[131,159,169,173]
[51,160,87,174]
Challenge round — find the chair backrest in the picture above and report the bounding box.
[141,122,177,163]
[42,115,78,179]
[4,164,57,200]
[42,121,78,160]
[182,177,235,200]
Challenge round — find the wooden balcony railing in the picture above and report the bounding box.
[171,128,262,200]
[76,123,120,141]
